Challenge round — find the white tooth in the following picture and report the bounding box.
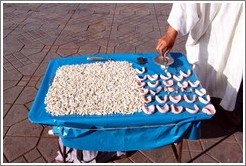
[183,94,197,103]
[185,104,199,114]
[171,104,183,114]
[180,69,191,78]
[147,81,159,88]
[136,67,146,74]
[188,80,200,87]
[149,89,156,96]
[160,72,172,80]
[156,104,169,113]
[169,95,182,103]
[137,81,146,88]
[195,88,207,96]
[198,95,211,104]
[142,104,155,114]
[143,95,152,103]
[155,95,168,104]
[163,79,174,87]
[140,88,149,96]
[147,74,159,82]
[167,87,175,92]
[177,81,188,88]
[156,86,162,94]
[173,74,183,82]
[136,75,147,81]
[202,104,216,115]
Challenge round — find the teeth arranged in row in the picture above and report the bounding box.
[155,95,168,104]
[160,72,172,80]
[171,104,183,114]
[149,86,162,95]
[143,95,152,104]
[183,94,197,103]
[202,104,216,115]
[177,81,188,88]
[136,75,147,82]
[195,88,207,96]
[137,81,146,88]
[188,80,200,87]
[163,80,174,87]
[198,95,211,104]
[173,74,183,82]
[156,104,169,113]
[138,79,200,90]
[147,81,159,88]
[185,104,199,114]
[147,74,159,82]
[136,67,146,74]
[169,95,182,103]
[180,69,191,78]
[137,68,191,80]
[142,104,155,114]
[143,103,216,115]
[143,93,210,105]
[135,67,214,115]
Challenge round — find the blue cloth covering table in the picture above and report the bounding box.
[28,52,214,157]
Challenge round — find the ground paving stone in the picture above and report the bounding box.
[12,156,28,163]
[3,103,12,117]
[129,151,152,163]
[3,35,25,55]
[3,86,24,104]
[27,76,41,87]
[3,69,22,81]
[32,62,48,77]
[140,146,174,163]
[234,131,243,143]
[56,42,79,56]
[6,119,43,137]
[3,136,39,162]
[179,151,192,163]
[163,154,178,163]
[17,63,39,75]
[113,157,133,163]
[3,127,9,138]
[3,104,28,127]
[37,137,59,163]
[25,101,33,110]
[3,155,8,163]
[24,148,42,163]
[188,140,203,152]
[43,51,60,63]
[190,152,218,163]
[32,157,47,163]
[15,87,37,104]
[201,140,242,163]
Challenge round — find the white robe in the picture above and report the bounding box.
[168,3,245,111]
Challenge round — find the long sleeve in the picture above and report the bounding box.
[167,3,200,36]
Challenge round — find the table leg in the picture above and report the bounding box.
[63,145,66,163]
[171,139,183,163]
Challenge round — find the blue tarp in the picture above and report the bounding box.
[28,52,214,151]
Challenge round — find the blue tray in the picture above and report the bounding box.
[28,52,213,130]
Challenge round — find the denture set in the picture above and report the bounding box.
[136,67,216,115]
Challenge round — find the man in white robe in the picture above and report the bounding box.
[156,3,244,124]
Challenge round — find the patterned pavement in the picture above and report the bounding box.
[2,3,244,163]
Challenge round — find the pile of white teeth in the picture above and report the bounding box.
[44,61,143,116]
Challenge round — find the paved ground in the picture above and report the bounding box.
[2,3,244,163]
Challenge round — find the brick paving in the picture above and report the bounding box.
[2,3,243,163]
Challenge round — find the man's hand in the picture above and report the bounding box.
[156,25,178,57]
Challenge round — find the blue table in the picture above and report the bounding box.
[28,52,214,162]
